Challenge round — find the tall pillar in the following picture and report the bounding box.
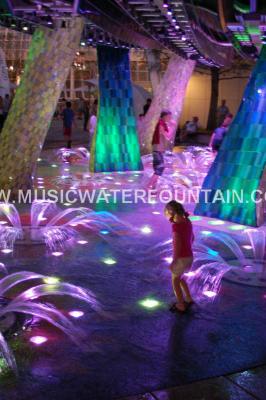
[139,54,195,154]
[145,49,161,93]
[195,46,266,226]
[90,46,143,172]
[0,17,84,192]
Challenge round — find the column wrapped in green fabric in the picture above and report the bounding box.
[195,46,266,226]
[90,46,143,172]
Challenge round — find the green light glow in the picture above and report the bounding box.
[139,298,161,309]
[195,45,266,226]
[208,220,225,225]
[228,225,246,230]
[102,257,117,265]
[43,276,60,285]
[90,46,143,173]
[189,216,202,221]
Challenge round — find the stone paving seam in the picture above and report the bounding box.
[224,375,261,400]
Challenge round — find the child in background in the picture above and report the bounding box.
[209,113,233,152]
[164,201,194,313]
[62,101,75,149]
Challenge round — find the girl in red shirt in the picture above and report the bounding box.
[148,110,172,189]
[164,200,194,313]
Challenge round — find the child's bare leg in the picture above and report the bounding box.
[172,275,186,311]
[180,279,193,303]
[147,174,159,190]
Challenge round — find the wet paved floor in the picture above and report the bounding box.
[0,131,265,400]
[120,364,266,399]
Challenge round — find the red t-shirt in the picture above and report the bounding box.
[152,119,168,145]
[172,218,194,258]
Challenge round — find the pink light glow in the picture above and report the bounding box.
[52,252,63,257]
[203,290,217,298]
[184,271,196,277]
[69,310,84,318]
[30,336,48,345]
[77,240,88,245]
[1,249,12,254]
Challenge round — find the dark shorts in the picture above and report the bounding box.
[152,151,165,176]
[212,139,221,151]
[64,127,72,138]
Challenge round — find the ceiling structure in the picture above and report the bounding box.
[0,0,265,67]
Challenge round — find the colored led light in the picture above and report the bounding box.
[43,276,60,284]
[228,225,246,231]
[139,298,161,309]
[1,249,12,254]
[189,216,202,221]
[141,226,152,234]
[203,290,217,298]
[30,336,48,345]
[69,310,84,318]
[102,257,116,265]
[208,220,225,225]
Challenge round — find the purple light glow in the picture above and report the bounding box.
[30,336,48,345]
[52,252,63,257]
[184,271,196,277]
[1,249,12,254]
[69,310,84,318]
[203,290,217,298]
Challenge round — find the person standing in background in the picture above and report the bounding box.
[148,110,172,190]
[217,99,229,126]
[87,99,98,150]
[3,94,10,122]
[62,101,75,149]
[143,98,152,116]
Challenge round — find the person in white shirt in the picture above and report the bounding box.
[87,100,98,149]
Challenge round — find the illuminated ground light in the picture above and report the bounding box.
[30,336,48,345]
[1,249,12,254]
[201,230,212,236]
[184,271,196,277]
[189,216,202,221]
[203,290,217,298]
[207,249,219,256]
[77,240,88,245]
[139,298,161,309]
[152,211,160,215]
[102,257,117,265]
[51,164,58,168]
[43,276,60,285]
[141,226,152,234]
[63,203,71,207]
[52,252,63,257]
[100,230,109,235]
[229,225,246,231]
[37,158,42,162]
[242,245,253,250]
[208,220,225,226]
[69,310,84,318]
[164,257,172,264]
